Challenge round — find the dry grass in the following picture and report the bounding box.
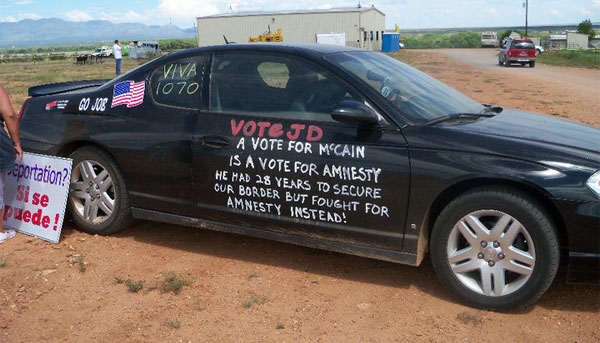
[0,57,153,111]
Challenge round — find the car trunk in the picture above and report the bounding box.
[509,41,536,58]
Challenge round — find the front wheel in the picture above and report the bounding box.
[430,187,559,310]
[68,146,133,235]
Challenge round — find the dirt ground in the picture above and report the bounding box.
[1,49,599,342]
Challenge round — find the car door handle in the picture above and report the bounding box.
[200,135,231,149]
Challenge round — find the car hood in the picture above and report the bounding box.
[452,109,599,155]
[405,109,600,170]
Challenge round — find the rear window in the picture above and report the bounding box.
[511,41,534,50]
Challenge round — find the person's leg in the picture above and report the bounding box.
[0,173,14,242]
[116,58,121,75]
[0,172,6,232]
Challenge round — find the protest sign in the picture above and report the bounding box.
[4,152,72,244]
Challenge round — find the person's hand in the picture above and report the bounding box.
[14,143,22,164]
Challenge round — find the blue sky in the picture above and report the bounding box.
[1,0,598,29]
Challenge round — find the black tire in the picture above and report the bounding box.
[430,187,559,311]
[504,59,510,67]
[68,146,133,235]
[530,61,536,68]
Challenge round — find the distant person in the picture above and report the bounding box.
[113,40,122,75]
[0,84,23,243]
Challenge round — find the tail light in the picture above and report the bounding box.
[18,98,29,121]
[508,50,513,56]
[531,50,537,57]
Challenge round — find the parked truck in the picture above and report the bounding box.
[481,32,498,48]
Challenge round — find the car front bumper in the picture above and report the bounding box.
[556,199,600,285]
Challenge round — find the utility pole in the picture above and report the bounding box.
[525,0,528,37]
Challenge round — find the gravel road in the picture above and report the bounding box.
[437,48,600,96]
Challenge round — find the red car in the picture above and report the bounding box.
[498,38,537,68]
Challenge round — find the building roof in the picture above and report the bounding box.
[198,6,385,19]
[550,35,566,40]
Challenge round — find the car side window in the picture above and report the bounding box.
[209,53,361,121]
[150,56,204,109]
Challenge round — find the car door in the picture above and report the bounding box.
[192,52,410,250]
[106,55,205,217]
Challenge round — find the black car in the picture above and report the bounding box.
[19,44,600,310]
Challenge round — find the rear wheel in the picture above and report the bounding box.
[68,146,133,235]
[530,61,536,68]
[430,187,559,310]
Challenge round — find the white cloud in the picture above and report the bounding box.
[1,16,18,22]
[592,0,600,8]
[65,10,93,22]
[96,10,147,23]
[19,12,42,20]
[159,0,220,20]
[579,7,593,15]
[316,4,333,10]
[485,8,497,15]
[123,10,146,22]
[549,9,561,16]
[13,0,33,5]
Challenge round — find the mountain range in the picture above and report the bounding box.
[0,18,195,47]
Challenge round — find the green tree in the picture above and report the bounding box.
[577,19,596,41]
[499,30,525,43]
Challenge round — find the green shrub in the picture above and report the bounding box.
[403,32,480,49]
[48,54,67,60]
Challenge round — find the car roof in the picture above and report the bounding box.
[166,43,365,60]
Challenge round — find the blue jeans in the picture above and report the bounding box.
[115,58,122,75]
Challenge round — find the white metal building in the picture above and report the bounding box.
[197,6,386,51]
[549,33,590,50]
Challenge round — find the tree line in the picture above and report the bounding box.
[401,32,481,49]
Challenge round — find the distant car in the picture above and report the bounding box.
[535,45,544,55]
[19,43,600,310]
[91,46,113,58]
[498,39,536,67]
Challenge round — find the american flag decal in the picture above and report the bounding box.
[111,80,145,108]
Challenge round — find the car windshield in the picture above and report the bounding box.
[511,41,534,50]
[94,49,101,53]
[324,51,483,123]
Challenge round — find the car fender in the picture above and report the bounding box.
[403,149,580,262]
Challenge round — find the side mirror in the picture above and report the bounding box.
[331,100,380,125]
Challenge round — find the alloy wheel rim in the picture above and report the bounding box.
[70,160,115,224]
[446,210,536,297]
